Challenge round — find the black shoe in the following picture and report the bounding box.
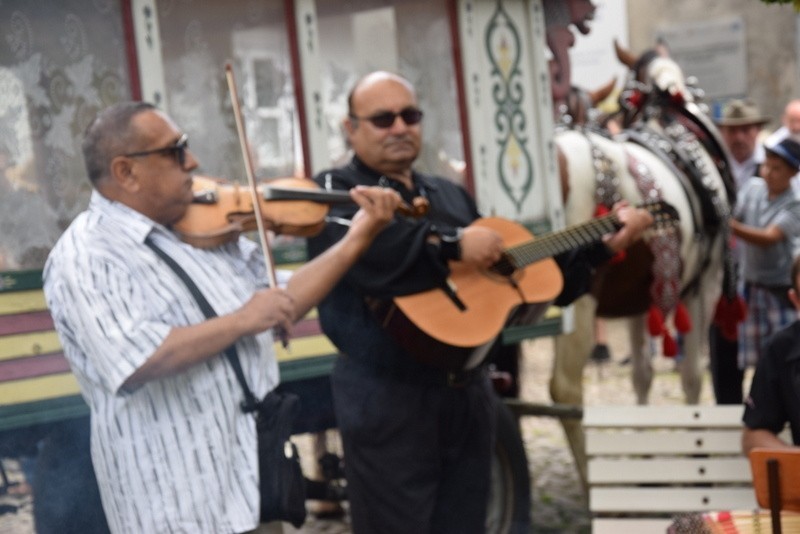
[590,344,611,362]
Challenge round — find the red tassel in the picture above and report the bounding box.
[626,89,643,109]
[673,301,692,333]
[713,295,747,341]
[647,305,664,336]
[609,249,627,265]
[662,331,678,357]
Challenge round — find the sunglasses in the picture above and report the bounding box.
[123,133,189,168]
[349,108,424,129]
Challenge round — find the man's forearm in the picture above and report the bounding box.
[122,313,249,391]
[288,227,375,320]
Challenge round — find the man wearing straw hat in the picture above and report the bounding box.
[710,99,772,404]
[716,99,771,188]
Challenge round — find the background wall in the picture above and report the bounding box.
[627,0,799,131]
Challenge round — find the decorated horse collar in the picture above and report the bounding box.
[624,115,729,235]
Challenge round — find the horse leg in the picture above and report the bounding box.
[685,238,726,403]
[678,293,710,404]
[552,294,596,492]
[629,313,653,404]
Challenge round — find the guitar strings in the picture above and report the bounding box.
[503,201,671,269]
[505,215,619,268]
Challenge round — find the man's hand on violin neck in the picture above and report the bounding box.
[348,185,403,236]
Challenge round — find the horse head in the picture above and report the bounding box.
[613,39,709,128]
[557,77,618,128]
[614,40,690,99]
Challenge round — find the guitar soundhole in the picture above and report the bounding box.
[491,255,516,277]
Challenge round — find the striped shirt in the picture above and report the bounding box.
[43,191,278,534]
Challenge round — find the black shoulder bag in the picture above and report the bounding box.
[145,238,307,527]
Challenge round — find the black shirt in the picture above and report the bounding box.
[743,320,800,445]
[306,156,613,376]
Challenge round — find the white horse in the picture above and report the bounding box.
[549,42,734,488]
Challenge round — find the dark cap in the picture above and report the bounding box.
[765,137,800,170]
[716,99,769,127]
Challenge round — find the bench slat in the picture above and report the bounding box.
[588,457,751,483]
[0,289,47,314]
[586,428,743,455]
[583,405,744,428]
[592,518,674,534]
[585,404,755,528]
[590,487,758,512]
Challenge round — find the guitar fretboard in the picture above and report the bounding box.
[505,214,621,269]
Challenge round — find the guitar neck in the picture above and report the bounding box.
[506,213,620,268]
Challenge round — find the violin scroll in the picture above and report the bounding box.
[407,196,430,218]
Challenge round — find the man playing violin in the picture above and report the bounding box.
[42,101,401,534]
[306,71,654,533]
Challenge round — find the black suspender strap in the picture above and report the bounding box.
[144,236,259,413]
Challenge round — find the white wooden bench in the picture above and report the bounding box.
[584,405,757,533]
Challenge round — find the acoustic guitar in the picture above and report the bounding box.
[377,201,678,370]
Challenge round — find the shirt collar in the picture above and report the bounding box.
[89,190,171,244]
[348,155,439,193]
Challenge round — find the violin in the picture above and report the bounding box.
[172,174,430,248]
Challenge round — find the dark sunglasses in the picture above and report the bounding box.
[123,133,189,167]
[349,108,424,129]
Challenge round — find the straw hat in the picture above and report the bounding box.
[716,99,770,127]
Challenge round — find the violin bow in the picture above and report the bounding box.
[225,62,290,348]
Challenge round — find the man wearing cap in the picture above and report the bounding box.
[717,99,770,188]
[730,137,800,375]
[711,99,770,404]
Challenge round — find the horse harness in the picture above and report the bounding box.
[628,107,733,293]
[582,103,731,309]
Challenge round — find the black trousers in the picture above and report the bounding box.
[331,356,496,534]
[708,324,745,404]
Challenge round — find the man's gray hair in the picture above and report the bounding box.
[82,101,156,185]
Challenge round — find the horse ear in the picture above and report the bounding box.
[589,77,617,106]
[614,39,636,68]
[655,40,670,58]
